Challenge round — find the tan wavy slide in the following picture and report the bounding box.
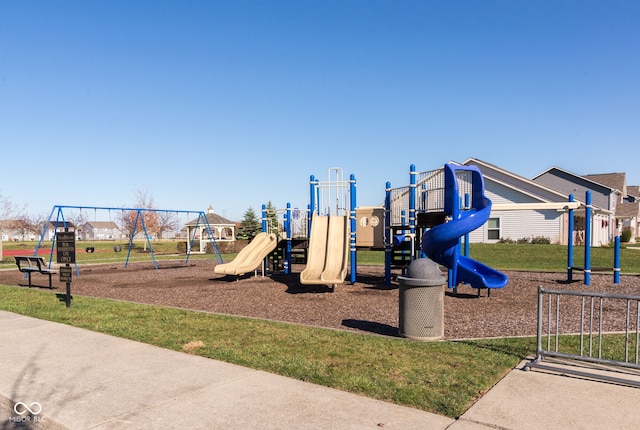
[300,215,349,285]
[214,232,278,276]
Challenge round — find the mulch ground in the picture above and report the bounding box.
[1,259,639,340]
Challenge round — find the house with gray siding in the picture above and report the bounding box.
[622,186,640,242]
[80,221,122,241]
[388,159,636,246]
[43,221,77,241]
[584,173,638,243]
[532,167,630,245]
[617,202,639,242]
[0,220,37,241]
[461,159,577,244]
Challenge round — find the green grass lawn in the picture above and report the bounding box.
[467,243,640,273]
[3,240,639,273]
[0,240,228,267]
[358,243,640,273]
[0,285,533,418]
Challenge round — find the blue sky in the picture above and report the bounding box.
[1,1,638,222]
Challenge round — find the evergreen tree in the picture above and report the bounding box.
[237,207,262,240]
[265,200,279,235]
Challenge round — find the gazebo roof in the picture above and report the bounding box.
[185,207,235,226]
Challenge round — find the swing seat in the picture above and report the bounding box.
[85,247,95,253]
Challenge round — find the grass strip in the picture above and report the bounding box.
[4,243,640,273]
[0,284,534,418]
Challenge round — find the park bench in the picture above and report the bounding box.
[14,256,57,288]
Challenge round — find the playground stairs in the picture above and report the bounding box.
[390,242,412,270]
[267,238,308,273]
[390,212,448,273]
[289,238,308,264]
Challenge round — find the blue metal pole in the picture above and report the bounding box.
[196,211,223,264]
[137,210,158,270]
[350,174,357,284]
[125,210,141,268]
[34,206,56,261]
[306,204,312,240]
[444,164,458,289]
[464,193,470,257]
[49,207,64,269]
[385,181,392,286]
[261,204,267,233]
[285,203,292,275]
[409,164,416,240]
[585,191,592,286]
[309,175,316,235]
[567,194,574,282]
[419,183,427,258]
[258,204,270,275]
[614,235,621,284]
[187,213,198,261]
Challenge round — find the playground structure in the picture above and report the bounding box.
[385,163,508,292]
[212,203,309,278]
[300,212,350,286]
[214,168,357,286]
[34,205,223,273]
[422,164,508,291]
[300,168,356,286]
[386,163,623,291]
[262,203,310,275]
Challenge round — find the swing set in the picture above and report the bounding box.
[35,205,223,274]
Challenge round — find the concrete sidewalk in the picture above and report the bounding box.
[0,311,451,429]
[453,358,640,429]
[2,311,640,429]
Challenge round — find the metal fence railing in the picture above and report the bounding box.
[527,287,640,373]
[388,167,476,227]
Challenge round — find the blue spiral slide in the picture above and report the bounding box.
[422,164,508,290]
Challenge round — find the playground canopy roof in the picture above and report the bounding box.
[184,207,235,227]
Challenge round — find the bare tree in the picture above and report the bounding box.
[66,210,89,238]
[156,211,178,240]
[26,212,51,241]
[0,192,27,260]
[116,188,168,248]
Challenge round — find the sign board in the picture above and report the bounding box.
[59,267,73,283]
[56,232,76,264]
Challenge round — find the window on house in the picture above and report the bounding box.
[487,218,500,240]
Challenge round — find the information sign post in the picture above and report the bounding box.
[56,230,75,308]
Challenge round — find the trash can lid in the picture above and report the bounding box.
[397,258,445,286]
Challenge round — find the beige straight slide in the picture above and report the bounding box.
[214,232,278,276]
[300,215,349,286]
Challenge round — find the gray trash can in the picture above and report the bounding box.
[397,258,446,340]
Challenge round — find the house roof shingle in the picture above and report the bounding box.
[85,221,119,229]
[462,158,571,203]
[185,210,235,226]
[583,173,626,196]
[617,201,640,219]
